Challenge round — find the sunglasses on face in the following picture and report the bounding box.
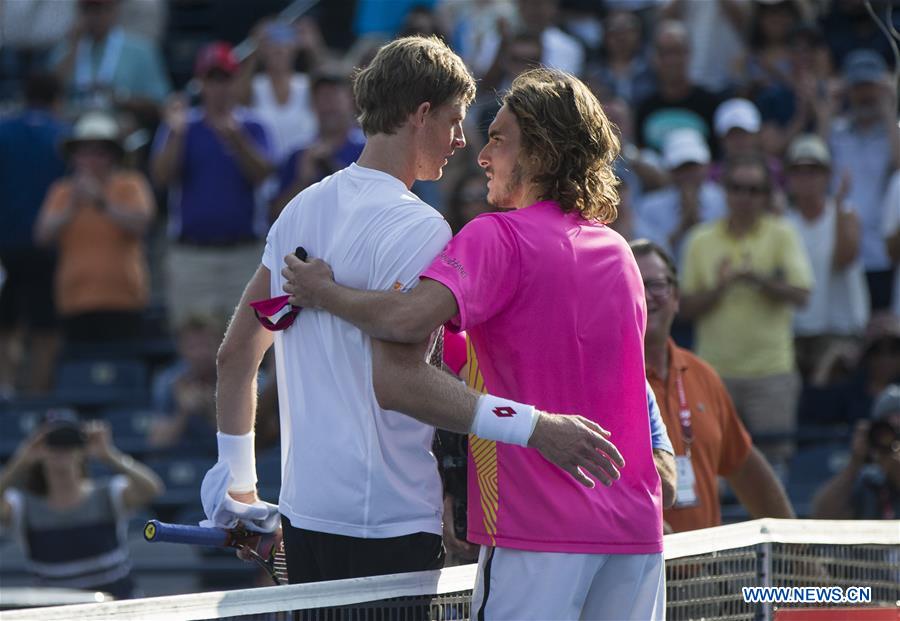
[726,182,770,196]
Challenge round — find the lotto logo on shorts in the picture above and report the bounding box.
[493,407,516,418]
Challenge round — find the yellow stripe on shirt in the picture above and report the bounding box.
[466,334,498,545]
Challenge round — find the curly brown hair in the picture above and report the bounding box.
[353,35,476,136]
[502,68,621,223]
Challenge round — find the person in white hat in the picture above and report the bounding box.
[33,111,156,344]
[783,133,869,382]
[634,128,727,260]
[709,98,786,191]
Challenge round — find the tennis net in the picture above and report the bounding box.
[2,519,897,621]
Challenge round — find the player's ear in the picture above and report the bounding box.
[411,101,432,128]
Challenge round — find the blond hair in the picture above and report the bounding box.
[353,35,476,136]
[502,68,621,223]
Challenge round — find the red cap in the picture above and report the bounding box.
[194,42,239,78]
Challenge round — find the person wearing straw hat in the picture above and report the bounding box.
[34,110,156,345]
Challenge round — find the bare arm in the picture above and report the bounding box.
[102,200,154,237]
[679,285,729,320]
[216,266,275,436]
[151,125,186,187]
[84,420,165,511]
[218,125,273,187]
[832,206,860,271]
[282,254,458,343]
[749,275,810,306]
[887,229,900,264]
[0,432,45,527]
[811,420,867,519]
[371,339,626,488]
[653,448,677,509]
[34,196,78,246]
[726,447,795,519]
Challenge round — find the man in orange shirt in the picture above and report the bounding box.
[630,239,795,532]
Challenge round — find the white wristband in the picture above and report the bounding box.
[216,431,258,493]
[471,394,539,447]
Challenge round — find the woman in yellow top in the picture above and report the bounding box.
[35,111,156,343]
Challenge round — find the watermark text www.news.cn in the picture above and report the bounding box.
[742,586,872,604]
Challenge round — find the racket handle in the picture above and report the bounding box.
[143,520,230,547]
[295,246,307,261]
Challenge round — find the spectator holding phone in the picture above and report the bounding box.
[0,411,164,598]
[812,384,900,519]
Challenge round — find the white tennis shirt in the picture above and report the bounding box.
[261,163,452,538]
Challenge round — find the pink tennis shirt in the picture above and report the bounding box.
[422,200,663,554]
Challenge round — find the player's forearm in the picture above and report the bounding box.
[216,268,275,435]
[372,339,478,432]
[322,283,435,344]
[728,448,795,519]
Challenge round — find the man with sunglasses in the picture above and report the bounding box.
[813,384,900,520]
[631,239,794,533]
[679,154,813,473]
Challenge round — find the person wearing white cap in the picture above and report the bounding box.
[709,98,786,191]
[783,134,869,381]
[34,111,156,344]
[634,128,726,260]
[680,153,813,472]
[827,48,900,312]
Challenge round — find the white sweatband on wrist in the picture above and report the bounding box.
[216,431,258,493]
[471,394,539,447]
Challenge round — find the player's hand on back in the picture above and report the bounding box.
[282,253,335,308]
[528,413,625,488]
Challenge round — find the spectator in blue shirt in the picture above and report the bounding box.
[271,73,365,217]
[151,42,273,327]
[0,73,67,398]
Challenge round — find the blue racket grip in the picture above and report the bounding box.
[143,520,229,547]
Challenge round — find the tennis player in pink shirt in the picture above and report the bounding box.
[284,69,664,620]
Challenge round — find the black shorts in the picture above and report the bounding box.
[0,248,58,330]
[280,515,445,585]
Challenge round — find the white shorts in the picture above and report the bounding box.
[471,546,665,620]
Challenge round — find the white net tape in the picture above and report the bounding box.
[2,519,897,621]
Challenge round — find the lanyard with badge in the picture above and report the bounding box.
[74,27,124,108]
[674,370,699,508]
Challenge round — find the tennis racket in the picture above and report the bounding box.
[143,520,288,585]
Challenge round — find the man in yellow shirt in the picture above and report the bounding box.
[680,154,813,471]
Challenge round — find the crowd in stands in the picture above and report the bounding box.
[0,0,898,596]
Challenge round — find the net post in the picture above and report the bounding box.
[758,540,773,621]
